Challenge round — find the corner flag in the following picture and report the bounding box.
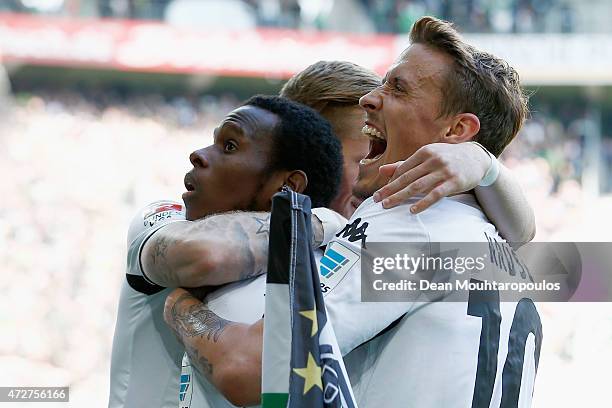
[261,189,357,408]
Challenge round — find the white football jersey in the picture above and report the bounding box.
[321,195,542,408]
[179,274,266,408]
[110,202,344,408]
[180,250,325,408]
[109,201,189,408]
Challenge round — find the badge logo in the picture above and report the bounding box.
[143,201,184,227]
[144,202,183,219]
[320,241,360,294]
[179,353,193,408]
[335,218,368,248]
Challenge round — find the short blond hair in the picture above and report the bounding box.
[280,61,380,113]
[409,16,529,156]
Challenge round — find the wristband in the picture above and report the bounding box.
[470,142,500,187]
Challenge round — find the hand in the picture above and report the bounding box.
[163,287,193,328]
[373,142,490,213]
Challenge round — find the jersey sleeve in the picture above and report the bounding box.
[311,207,347,246]
[321,200,431,356]
[126,200,187,294]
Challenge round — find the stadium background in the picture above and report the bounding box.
[0,0,610,406]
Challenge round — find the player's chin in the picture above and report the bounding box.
[183,201,204,221]
[184,209,196,221]
[182,192,201,220]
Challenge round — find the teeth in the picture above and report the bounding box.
[361,125,384,140]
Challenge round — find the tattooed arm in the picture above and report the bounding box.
[141,209,330,288]
[164,288,263,407]
[141,211,272,287]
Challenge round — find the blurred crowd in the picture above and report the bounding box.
[358,0,576,33]
[0,90,610,406]
[500,104,611,240]
[0,0,598,34]
[0,91,228,405]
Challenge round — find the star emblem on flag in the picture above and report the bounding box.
[292,352,323,394]
[262,190,357,407]
[299,308,318,337]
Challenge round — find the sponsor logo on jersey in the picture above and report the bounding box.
[335,218,369,248]
[320,241,359,295]
[179,353,193,408]
[144,202,183,219]
[143,202,184,227]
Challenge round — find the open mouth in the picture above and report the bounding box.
[184,174,196,192]
[360,124,387,165]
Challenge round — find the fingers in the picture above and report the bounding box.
[379,161,403,177]
[411,183,454,214]
[386,151,427,184]
[168,287,190,300]
[375,143,485,211]
[374,162,431,204]
[374,146,439,203]
[379,172,449,209]
[164,289,182,312]
[163,287,192,323]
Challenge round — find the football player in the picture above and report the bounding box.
[108,95,345,408]
[161,33,540,407]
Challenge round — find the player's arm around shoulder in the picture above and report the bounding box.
[126,200,190,287]
[141,210,272,288]
[164,288,263,407]
[139,205,344,288]
[372,142,536,246]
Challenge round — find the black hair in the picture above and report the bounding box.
[243,95,343,208]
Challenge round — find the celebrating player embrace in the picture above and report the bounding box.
[109,16,542,408]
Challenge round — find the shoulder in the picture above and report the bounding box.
[343,197,429,244]
[126,200,186,283]
[417,194,499,242]
[343,194,499,244]
[127,200,186,245]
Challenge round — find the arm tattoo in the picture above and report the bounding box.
[171,293,232,342]
[193,213,269,282]
[150,234,171,265]
[254,214,270,236]
[185,343,213,378]
[169,293,235,379]
[146,211,271,286]
[147,233,180,286]
[231,220,259,280]
[191,215,223,233]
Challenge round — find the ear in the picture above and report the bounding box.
[442,113,480,144]
[282,170,308,194]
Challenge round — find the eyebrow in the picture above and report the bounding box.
[395,76,410,90]
[223,118,246,133]
[382,71,409,87]
[383,72,406,88]
[214,121,247,141]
